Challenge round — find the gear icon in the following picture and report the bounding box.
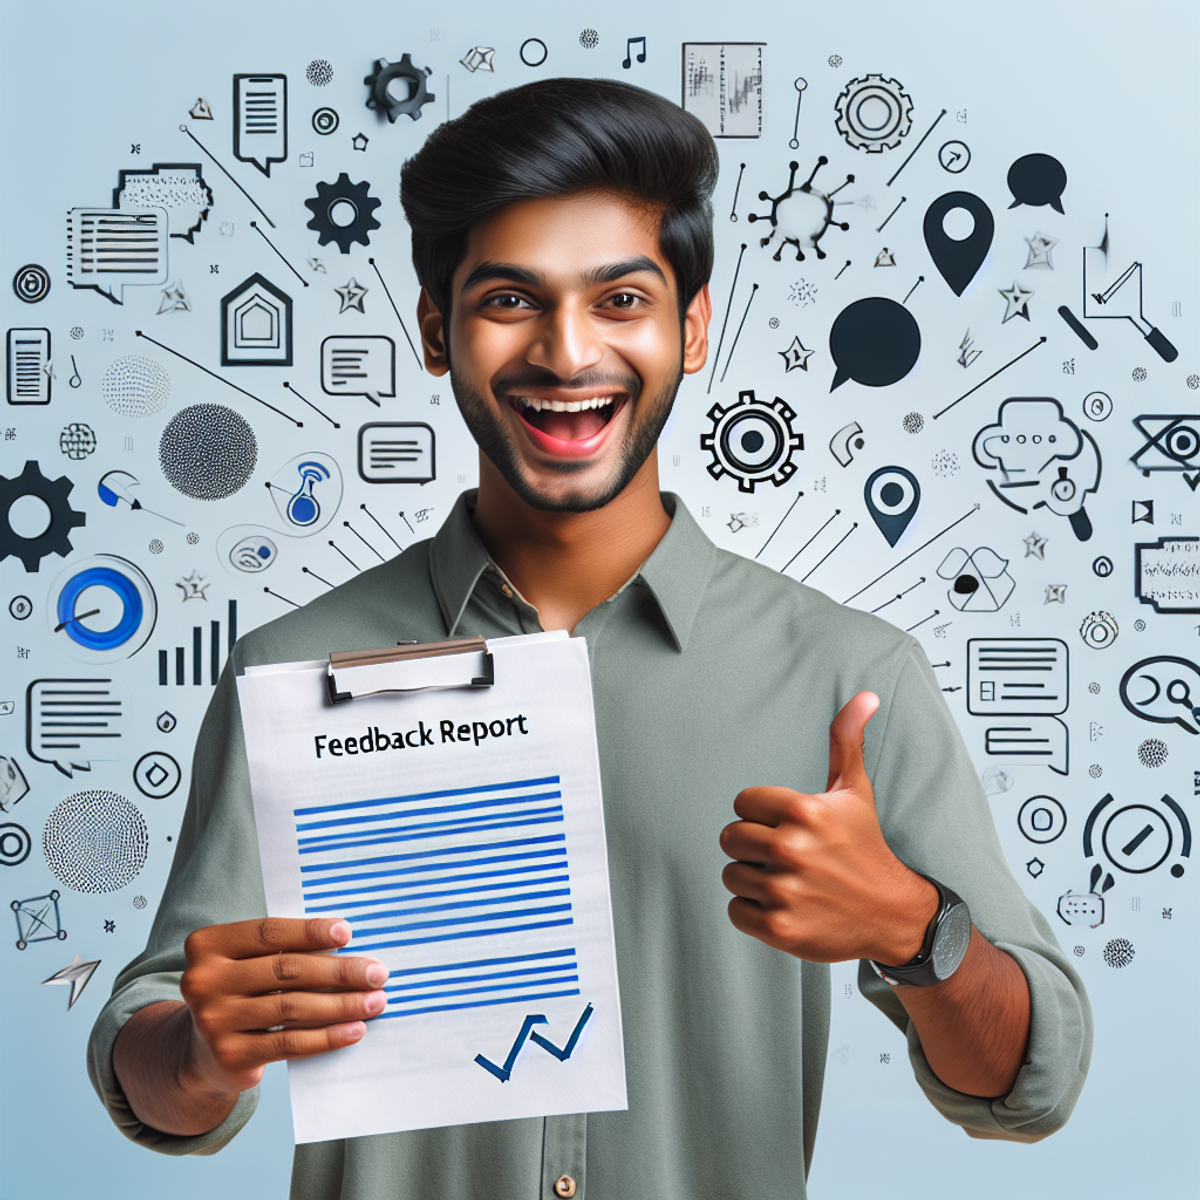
[303,174,382,254]
[700,391,803,493]
[364,55,436,123]
[1,461,87,572]
[834,74,913,152]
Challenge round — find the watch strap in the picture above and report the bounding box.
[870,874,970,987]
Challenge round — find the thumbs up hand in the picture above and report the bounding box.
[719,692,938,965]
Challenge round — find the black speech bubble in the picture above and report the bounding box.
[829,297,921,391]
[1007,153,1067,213]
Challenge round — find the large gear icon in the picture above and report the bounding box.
[1,461,87,572]
[303,174,382,254]
[834,74,914,152]
[364,55,436,123]
[700,391,803,493]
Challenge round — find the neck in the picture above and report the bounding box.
[470,451,671,633]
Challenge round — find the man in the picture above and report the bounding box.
[89,79,1091,1198]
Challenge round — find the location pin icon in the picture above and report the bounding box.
[864,466,921,547]
[923,192,994,296]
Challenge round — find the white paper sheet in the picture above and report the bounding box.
[236,633,627,1143]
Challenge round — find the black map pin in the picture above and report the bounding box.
[923,192,994,296]
[864,465,921,546]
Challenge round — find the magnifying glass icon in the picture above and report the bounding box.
[1167,678,1198,715]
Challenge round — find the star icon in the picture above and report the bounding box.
[1024,232,1058,270]
[999,281,1033,323]
[1044,583,1068,604]
[1023,531,1047,559]
[779,335,814,373]
[42,954,101,1010]
[104,919,115,932]
[177,569,210,602]
[352,132,369,152]
[308,257,326,274]
[157,280,191,314]
[335,277,368,313]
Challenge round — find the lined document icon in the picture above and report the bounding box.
[296,775,579,1016]
[6,328,51,404]
[358,422,436,483]
[966,638,1069,716]
[233,74,288,175]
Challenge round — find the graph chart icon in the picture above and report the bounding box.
[157,599,237,686]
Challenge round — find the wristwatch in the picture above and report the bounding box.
[870,874,972,987]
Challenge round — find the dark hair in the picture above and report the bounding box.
[400,78,719,320]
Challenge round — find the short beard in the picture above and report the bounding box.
[449,368,682,513]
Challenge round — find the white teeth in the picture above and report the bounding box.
[516,395,615,413]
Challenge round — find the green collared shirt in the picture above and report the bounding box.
[89,493,1091,1199]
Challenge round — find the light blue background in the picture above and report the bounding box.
[2,2,1197,1197]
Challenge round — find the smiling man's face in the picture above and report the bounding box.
[419,191,710,512]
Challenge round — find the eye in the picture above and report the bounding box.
[483,292,535,310]
[605,292,641,309]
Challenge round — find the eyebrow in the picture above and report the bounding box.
[460,255,668,294]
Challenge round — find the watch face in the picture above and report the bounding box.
[931,902,972,979]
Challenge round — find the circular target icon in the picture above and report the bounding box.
[12,264,51,303]
[312,106,339,135]
[1092,556,1113,578]
[701,391,802,493]
[1082,391,1113,422]
[133,751,182,799]
[47,554,157,664]
[0,823,32,866]
[9,595,32,620]
[1018,795,1067,844]
[1079,610,1118,649]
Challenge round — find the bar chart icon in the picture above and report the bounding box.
[157,600,238,686]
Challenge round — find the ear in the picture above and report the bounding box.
[417,287,450,377]
[681,283,712,375]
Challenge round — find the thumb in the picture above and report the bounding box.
[826,691,880,793]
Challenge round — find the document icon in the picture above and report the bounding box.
[966,639,1068,716]
[66,208,169,304]
[26,678,127,777]
[358,423,435,483]
[6,329,51,404]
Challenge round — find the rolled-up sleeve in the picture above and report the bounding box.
[86,649,267,1155]
[856,642,1093,1141]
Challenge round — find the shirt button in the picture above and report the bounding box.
[500,584,513,598]
[553,1175,577,1198]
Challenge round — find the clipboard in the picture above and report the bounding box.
[326,635,495,704]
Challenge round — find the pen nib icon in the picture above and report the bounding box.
[42,954,101,1010]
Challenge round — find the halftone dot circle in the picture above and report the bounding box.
[1137,738,1168,768]
[159,403,257,500]
[133,894,147,909]
[60,423,97,460]
[1103,937,1135,969]
[43,789,148,894]
[1088,681,1100,694]
[579,28,599,48]
[102,356,171,418]
[306,58,334,86]
[902,412,924,435]
[70,326,84,340]
[187,532,199,545]
[1088,764,1102,778]
[769,317,780,329]
[1187,374,1199,390]
[1132,366,1147,382]
[1133,618,1146,632]
[828,54,843,68]
[149,539,164,554]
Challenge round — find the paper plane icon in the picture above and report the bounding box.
[42,953,101,1010]
[189,98,214,120]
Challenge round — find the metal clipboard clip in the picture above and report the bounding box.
[326,636,494,704]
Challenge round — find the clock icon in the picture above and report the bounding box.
[46,554,157,663]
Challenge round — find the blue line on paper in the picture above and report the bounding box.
[306,873,572,912]
[389,947,577,976]
[300,833,566,875]
[298,809,564,855]
[294,775,561,817]
[304,861,567,904]
[375,987,580,1019]
[385,962,577,991]
[387,972,579,1005]
[297,790,563,832]
[347,915,574,952]
[346,887,571,924]
[350,901,572,939]
[302,847,568,890]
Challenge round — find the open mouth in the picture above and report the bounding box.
[509,393,625,452]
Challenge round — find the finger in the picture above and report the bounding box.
[732,785,810,826]
[720,861,772,903]
[220,951,389,997]
[188,917,354,963]
[234,988,389,1031]
[718,819,780,865]
[220,1021,369,1068]
[826,691,880,793]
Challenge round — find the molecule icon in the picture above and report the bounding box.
[748,158,853,262]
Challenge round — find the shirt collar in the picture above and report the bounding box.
[429,490,717,652]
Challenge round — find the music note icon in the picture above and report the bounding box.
[622,36,646,69]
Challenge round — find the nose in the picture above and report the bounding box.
[525,300,604,382]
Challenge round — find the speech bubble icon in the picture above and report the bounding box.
[115,165,214,242]
[26,678,127,777]
[828,297,920,391]
[1007,153,1067,213]
[66,208,168,304]
[358,423,437,484]
[1119,655,1200,734]
[321,336,396,406]
[983,715,1069,775]
[233,74,288,177]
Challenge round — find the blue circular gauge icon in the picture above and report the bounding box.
[47,555,157,663]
